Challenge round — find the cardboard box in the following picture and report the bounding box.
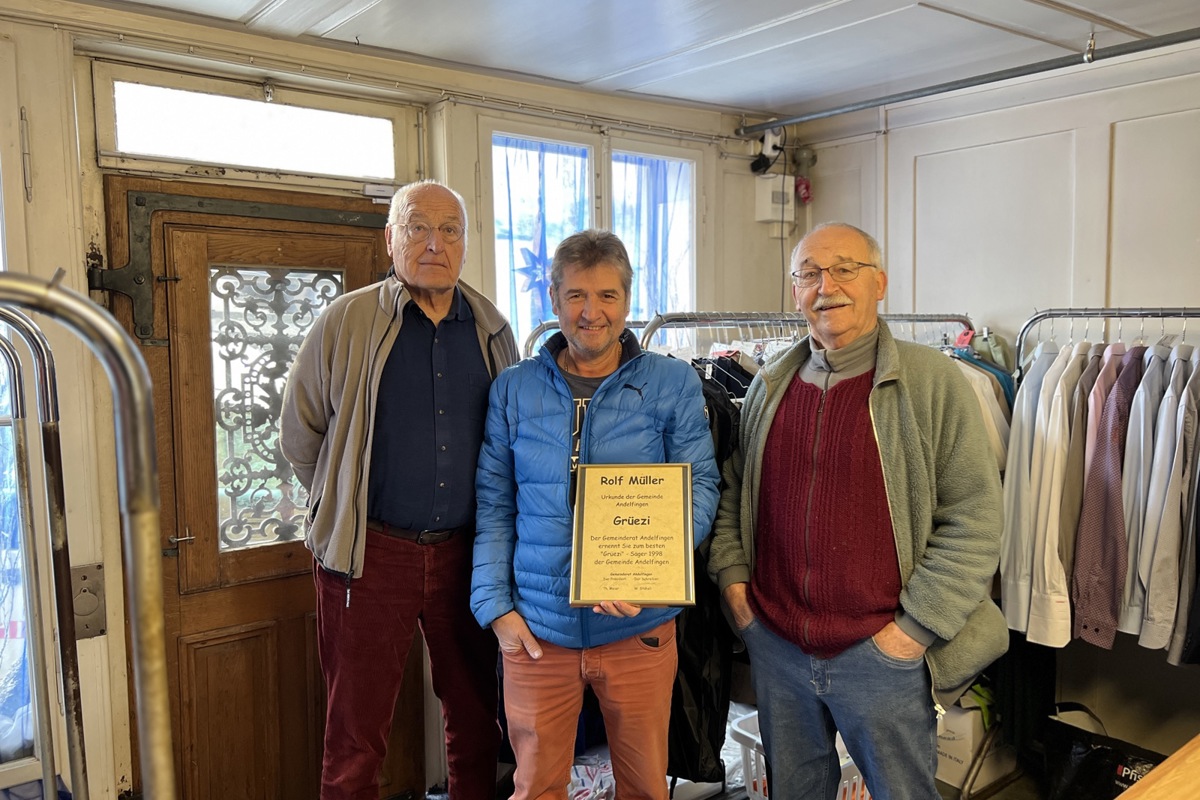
[936,703,1017,790]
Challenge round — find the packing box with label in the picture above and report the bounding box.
[936,700,1017,790]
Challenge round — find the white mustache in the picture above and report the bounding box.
[812,293,853,310]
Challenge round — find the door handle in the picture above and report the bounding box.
[169,528,196,545]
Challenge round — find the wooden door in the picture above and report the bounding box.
[103,177,424,800]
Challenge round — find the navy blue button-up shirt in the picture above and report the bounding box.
[367,289,490,530]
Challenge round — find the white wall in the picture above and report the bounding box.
[795,39,1200,755]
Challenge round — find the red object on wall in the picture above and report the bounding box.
[795,175,813,205]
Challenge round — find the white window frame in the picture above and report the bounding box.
[479,115,713,341]
[608,135,703,314]
[0,37,59,792]
[92,61,419,192]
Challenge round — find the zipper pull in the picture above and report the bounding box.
[345,573,352,608]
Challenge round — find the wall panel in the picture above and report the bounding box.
[913,132,1075,333]
[1110,109,1200,307]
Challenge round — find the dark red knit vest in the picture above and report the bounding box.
[749,371,901,658]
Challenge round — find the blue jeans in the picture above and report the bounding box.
[742,619,939,800]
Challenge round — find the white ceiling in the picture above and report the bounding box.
[74,0,1200,119]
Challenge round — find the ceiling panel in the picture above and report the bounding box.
[624,4,1077,114]
[67,0,1200,116]
[322,0,822,84]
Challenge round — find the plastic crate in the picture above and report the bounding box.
[729,711,872,800]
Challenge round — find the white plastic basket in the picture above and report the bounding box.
[729,711,873,800]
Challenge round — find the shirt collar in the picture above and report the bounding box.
[404,286,472,322]
[808,326,879,373]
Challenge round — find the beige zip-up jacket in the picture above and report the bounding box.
[280,275,518,578]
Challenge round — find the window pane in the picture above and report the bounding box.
[211,267,343,551]
[0,158,34,763]
[612,152,695,321]
[492,134,591,345]
[114,82,395,180]
[0,419,32,764]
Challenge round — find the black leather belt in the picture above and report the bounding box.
[366,519,467,544]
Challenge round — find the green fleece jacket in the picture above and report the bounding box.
[708,320,1007,703]
[280,276,518,578]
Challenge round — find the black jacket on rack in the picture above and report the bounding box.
[666,369,740,783]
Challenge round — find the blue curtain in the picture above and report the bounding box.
[492,135,590,341]
[612,153,692,321]
[492,135,693,345]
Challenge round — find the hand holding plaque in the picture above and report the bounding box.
[569,463,695,607]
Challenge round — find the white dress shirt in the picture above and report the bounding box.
[1139,345,1193,648]
[1168,347,1200,664]
[1028,341,1092,646]
[1001,343,1059,632]
[1118,345,1171,633]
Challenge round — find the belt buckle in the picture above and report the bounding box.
[416,529,444,545]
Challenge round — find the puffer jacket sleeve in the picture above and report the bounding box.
[668,361,721,547]
[471,368,519,628]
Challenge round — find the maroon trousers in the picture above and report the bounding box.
[314,529,500,800]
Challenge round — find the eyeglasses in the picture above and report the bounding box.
[791,261,876,287]
[397,221,465,243]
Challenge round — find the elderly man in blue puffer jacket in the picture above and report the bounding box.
[471,229,720,800]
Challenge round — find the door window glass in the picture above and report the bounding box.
[211,266,343,551]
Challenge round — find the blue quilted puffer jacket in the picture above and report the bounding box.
[471,332,721,648]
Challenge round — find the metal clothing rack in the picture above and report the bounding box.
[636,310,974,351]
[0,273,176,799]
[524,312,975,359]
[522,319,651,358]
[1014,306,1200,379]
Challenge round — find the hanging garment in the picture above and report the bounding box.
[1117,345,1172,634]
[1073,346,1147,648]
[1001,343,1059,632]
[1082,344,1129,481]
[667,547,736,783]
[1138,345,1193,649]
[695,355,755,399]
[1027,341,1092,647]
[1168,347,1200,664]
[667,368,741,782]
[956,346,1016,413]
[1180,489,1200,663]
[954,358,1010,472]
[694,367,741,467]
[974,328,1017,374]
[1057,344,1105,590]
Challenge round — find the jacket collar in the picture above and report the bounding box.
[378,273,511,337]
[763,319,901,388]
[540,328,643,371]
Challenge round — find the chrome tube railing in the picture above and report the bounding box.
[522,319,651,358]
[0,273,176,799]
[0,307,89,799]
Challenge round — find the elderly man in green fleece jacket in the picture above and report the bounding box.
[708,222,1007,800]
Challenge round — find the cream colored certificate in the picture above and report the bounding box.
[569,463,695,607]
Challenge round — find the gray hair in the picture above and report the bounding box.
[549,229,634,297]
[791,222,883,272]
[386,179,469,251]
